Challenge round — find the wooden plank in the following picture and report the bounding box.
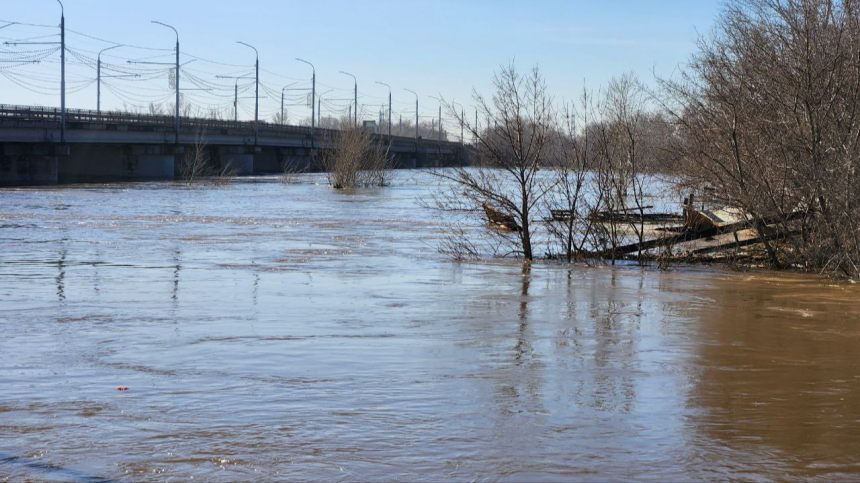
[592,217,756,258]
[689,230,798,255]
[594,210,805,258]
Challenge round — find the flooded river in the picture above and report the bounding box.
[2,173,860,482]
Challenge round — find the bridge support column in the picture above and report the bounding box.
[280,148,313,173]
[252,148,280,174]
[391,152,417,169]
[217,146,254,176]
[0,144,63,187]
[59,144,174,183]
[130,145,175,180]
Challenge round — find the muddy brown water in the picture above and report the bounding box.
[1,173,859,482]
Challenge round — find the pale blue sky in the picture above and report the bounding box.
[1,0,722,127]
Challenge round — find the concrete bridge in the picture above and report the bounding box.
[0,104,469,187]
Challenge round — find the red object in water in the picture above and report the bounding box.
[117,387,129,391]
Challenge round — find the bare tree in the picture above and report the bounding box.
[657,0,860,277]
[178,128,236,186]
[544,89,600,262]
[380,118,450,140]
[435,63,555,261]
[179,128,210,184]
[319,117,394,189]
[148,102,166,116]
[281,156,308,185]
[589,74,654,263]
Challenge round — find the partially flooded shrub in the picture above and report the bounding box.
[319,119,394,189]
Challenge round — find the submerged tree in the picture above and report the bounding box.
[591,74,663,264]
[178,128,236,186]
[435,63,556,261]
[658,0,860,277]
[544,89,599,262]
[319,117,394,189]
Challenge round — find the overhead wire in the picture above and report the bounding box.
[1,16,462,126]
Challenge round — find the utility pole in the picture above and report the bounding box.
[314,90,333,127]
[430,99,441,141]
[237,41,259,145]
[340,71,357,126]
[59,0,65,142]
[280,83,296,125]
[375,81,391,145]
[4,7,65,141]
[296,58,315,151]
[429,96,443,155]
[152,21,180,144]
[451,101,465,145]
[215,75,253,123]
[405,89,418,140]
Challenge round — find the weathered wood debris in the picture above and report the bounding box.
[483,203,521,232]
[482,191,802,262]
[549,206,684,224]
[539,192,803,262]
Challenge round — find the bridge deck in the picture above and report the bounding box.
[0,104,461,154]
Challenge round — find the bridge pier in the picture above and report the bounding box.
[216,146,254,176]
[253,149,279,173]
[276,148,314,173]
[0,144,63,187]
[391,151,417,169]
[59,144,175,183]
[255,147,314,174]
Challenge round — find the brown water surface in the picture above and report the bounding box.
[1,174,859,482]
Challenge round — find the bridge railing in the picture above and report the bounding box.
[0,104,464,151]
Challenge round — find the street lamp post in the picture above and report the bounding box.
[296,59,315,152]
[405,89,418,154]
[237,41,259,145]
[374,81,391,144]
[97,45,122,116]
[339,71,357,126]
[152,20,179,144]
